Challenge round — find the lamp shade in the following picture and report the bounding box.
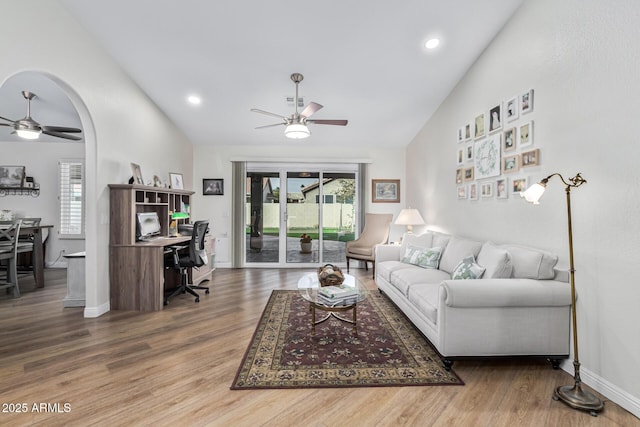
[284,123,310,139]
[395,208,425,234]
[171,211,189,220]
[15,128,41,140]
[520,182,547,204]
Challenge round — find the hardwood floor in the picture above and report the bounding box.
[0,268,637,426]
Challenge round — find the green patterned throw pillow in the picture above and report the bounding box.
[401,246,443,269]
[451,256,486,280]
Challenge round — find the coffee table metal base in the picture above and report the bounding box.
[309,302,358,335]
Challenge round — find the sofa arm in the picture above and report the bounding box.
[441,279,571,308]
[375,244,402,262]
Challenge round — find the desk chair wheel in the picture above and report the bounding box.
[205,289,210,295]
[195,297,200,303]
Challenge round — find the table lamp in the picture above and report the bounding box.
[521,172,604,416]
[394,208,425,234]
[169,211,189,237]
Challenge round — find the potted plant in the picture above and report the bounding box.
[300,233,312,254]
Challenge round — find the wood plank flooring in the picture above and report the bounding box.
[0,268,637,426]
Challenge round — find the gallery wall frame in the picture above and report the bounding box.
[372,179,400,203]
[521,149,540,167]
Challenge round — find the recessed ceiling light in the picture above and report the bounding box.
[187,95,201,105]
[425,38,440,49]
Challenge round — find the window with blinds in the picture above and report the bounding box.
[59,159,85,239]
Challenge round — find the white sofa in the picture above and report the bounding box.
[375,231,572,369]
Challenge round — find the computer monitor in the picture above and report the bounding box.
[136,211,162,240]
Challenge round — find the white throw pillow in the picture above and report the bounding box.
[401,245,443,269]
[451,256,486,280]
[439,236,484,274]
[503,244,558,279]
[477,242,513,278]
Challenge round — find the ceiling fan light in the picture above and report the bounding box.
[16,128,41,140]
[284,123,310,139]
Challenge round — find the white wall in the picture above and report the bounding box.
[0,140,85,264]
[192,145,407,266]
[406,0,640,416]
[1,0,194,316]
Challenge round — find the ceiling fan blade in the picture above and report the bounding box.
[42,125,82,133]
[42,129,83,141]
[250,108,288,120]
[0,115,16,124]
[255,123,286,129]
[307,119,348,126]
[0,123,12,127]
[300,102,323,119]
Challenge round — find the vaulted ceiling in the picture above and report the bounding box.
[2,0,524,147]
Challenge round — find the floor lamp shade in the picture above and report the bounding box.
[394,208,425,233]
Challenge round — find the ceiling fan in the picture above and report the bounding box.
[0,91,82,141]
[251,73,348,139]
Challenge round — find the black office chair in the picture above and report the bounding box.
[164,220,210,305]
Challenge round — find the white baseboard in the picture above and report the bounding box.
[559,359,640,418]
[83,301,110,318]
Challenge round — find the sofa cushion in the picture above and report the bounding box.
[432,232,451,252]
[407,283,441,324]
[377,260,416,283]
[390,267,451,296]
[348,245,373,256]
[401,245,443,269]
[439,236,484,274]
[400,232,434,255]
[451,256,486,280]
[503,244,558,279]
[477,242,513,278]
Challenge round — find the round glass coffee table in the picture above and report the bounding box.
[297,272,366,335]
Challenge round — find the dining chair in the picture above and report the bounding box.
[0,221,22,298]
[16,217,42,272]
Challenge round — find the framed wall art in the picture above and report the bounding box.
[465,122,472,140]
[457,148,464,165]
[457,185,467,199]
[457,127,464,143]
[456,168,463,184]
[372,179,400,203]
[474,134,501,179]
[519,121,533,147]
[511,176,528,195]
[503,154,520,174]
[481,182,494,198]
[489,104,502,133]
[474,113,486,139]
[521,149,540,167]
[505,96,519,122]
[130,163,144,185]
[503,127,516,152]
[520,89,534,114]
[468,182,478,201]
[496,178,508,199]
[203,178,224,195]
[169,172,184,190]
[466,144,474,162]
[0,165,26,187]
[463,166,474,182]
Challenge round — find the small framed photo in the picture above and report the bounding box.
[511,176,528,196]
[468,182,478,201]
[520,89,534,114]
[465,144,474,162]
[169,172,184,190]
[130,163,144,185]
[463,166,474,182]
[480,181,494,198]
[505,96,519,122]
[503,154,520,174]
[521,149,540,167]
[474,113,485,139]
[457,185,467,199]
[503,127,516,152]
[489,104,502,133]
[457,148,464,165]
[456,168,463,184]
[519,121,534,147]
[203,178,224,195]
[0,165,26,187]
[465,122,472,140]
[496,178,508,199]
[372,179,400,203]
[457,127,464,143]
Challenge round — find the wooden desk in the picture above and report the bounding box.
[18,224,53,289]
[109,236,191,311]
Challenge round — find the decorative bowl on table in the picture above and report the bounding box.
[317,264,345,287]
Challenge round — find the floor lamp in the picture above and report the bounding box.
[521,173,604,416]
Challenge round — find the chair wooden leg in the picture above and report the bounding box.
[346,257,350,273]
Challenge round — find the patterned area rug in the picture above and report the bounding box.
[231,290,464,389]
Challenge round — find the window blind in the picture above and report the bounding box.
[59,159,85,239]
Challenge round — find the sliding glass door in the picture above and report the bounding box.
[244,164,357,267]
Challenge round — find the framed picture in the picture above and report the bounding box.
[519,121,534,147]
[468,182,478,201]
[463,166,474,182]
[457,185,467,199]
[511,176,528,195]
[503,154,520,174]
[203,178,224,195]
[481,182,494,198]
[130,163,144,185]
[457,127,464,143]
[465,144,474,162]
[521,149,540,167]
[505,96,519,122]
[474,134,501,179]
[503,127,516,152]
[455,168,463,184]
[372,179,400,203]
[474,113,485,139]
[496,178,508,199]
[457,148,464,165]
[465,123,472,140]
[0,165,26,187]
[169,172,184,190]
[520,89,534,114]
[489,104,502,133]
